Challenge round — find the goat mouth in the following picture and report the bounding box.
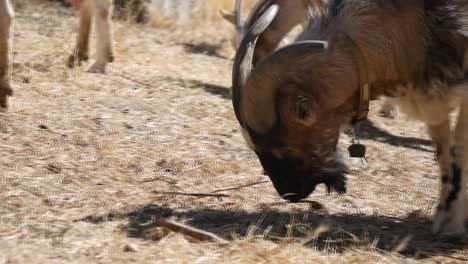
[256,150,348,199]
[270,175,319,202]
[318,157,349,194]
[281,192,307,203]
[267,168,348,201]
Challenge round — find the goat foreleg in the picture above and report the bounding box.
[87,0,114,73]
[68,0,92,68]
[0,0,13,109]
[431,102,467,237]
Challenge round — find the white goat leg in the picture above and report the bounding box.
[432,101,467,237]
[88,0,113,73]
[0,0,13,109]
[428,119,453,201]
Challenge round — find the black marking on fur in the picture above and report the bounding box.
[329,0,345,17]
[423,0,465,88]
[450,146,457,157]
[445,163,462,211]
[437,204,444,211]
[435,145,442,161]
[441,175,449,184]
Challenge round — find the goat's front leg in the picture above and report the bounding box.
[68,0,92,68]
[431,107,467,237]
[87,0,113,73]
[0,0,13,109]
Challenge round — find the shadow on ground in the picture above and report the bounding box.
[156,76,231,100]
[181,42,229,60]
[79,203,468,260]
[346,119,433,153]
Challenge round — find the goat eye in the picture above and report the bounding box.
[292,97,318,125]
[296,101,310,120]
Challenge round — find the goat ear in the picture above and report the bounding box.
[220,9,237,25]
[292,96,319,126]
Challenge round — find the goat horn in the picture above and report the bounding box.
[235,0,243,31]
[240,40,329,133]
[232,5,279,126]
[244,0,276,32]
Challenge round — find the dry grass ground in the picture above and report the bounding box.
[149,0,258,27]
[0,1,467,263]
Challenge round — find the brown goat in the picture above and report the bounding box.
[233,1,468,237]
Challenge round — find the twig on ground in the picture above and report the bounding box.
[116,72,154,89]
[159,218,228,243]
[211,180,269,193]
[153,191,230,198]
[377,215,431,230]
[302,225,331,246]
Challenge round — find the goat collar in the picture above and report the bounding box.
[342,33,370,124]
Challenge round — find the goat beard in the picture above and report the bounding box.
[321,171,347,194]
[317,161,348,194]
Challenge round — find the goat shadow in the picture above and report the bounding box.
[80,203,467,259]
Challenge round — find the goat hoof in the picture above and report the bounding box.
[87,63,106,74]
[0,82,13,109]
[0,97,8,110]
[432,209,466,238]
[67,53,88,68]
[0,95,9,110]
[107,54,115,63]
[66,55,76,68]
[378,108,398,119]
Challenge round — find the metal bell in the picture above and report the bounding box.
[348,143,366,158]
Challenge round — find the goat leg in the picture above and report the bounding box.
[68,0,92,68]
[0,0,13,109]
[431,103,467,237]
[87,0,113,73]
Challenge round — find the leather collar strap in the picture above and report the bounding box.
[342,33,370,124]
